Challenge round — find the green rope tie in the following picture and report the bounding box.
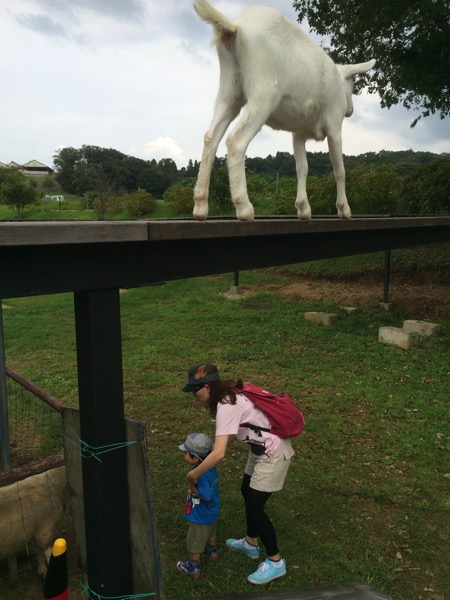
[65,425,138,462]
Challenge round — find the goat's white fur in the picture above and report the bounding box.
[0,466,68,577]
[193,0,376,221]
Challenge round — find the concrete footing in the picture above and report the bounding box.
[379,326,419,349]
[403,319,442,336]
[201,583,392,600]
[305,312,337,326]
[379,302,393,311]
[225,285,243,298]
[340,306,358,314]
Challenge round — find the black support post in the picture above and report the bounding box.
[383,250,391,303]
[74,288,132,597]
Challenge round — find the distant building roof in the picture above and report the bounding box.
[1,160,54,174]
[22,159,51,169]
[21,159,54,175]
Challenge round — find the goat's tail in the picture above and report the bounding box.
[194,0,237,37]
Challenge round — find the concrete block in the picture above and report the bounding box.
[304,312,337,326]
[379,326,419,350]
[379,302,393,311]
[403,319,442,336]
[227,285,242,296]
[340,306,358,314]
[225,285,243,298]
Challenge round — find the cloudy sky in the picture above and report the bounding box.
[1,0,449,171]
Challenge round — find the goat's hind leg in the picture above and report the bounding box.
[194,98,241,220]
[226,99,277,221]
[293,133,311,220]
[327,130,351,219]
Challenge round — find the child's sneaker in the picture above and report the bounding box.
[204,545,219,562]
[176,559,201,578]
[226,537,260,559]
[247,558,286,585]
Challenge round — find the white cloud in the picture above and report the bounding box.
[130,137,186,164]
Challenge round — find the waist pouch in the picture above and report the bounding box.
[248,442,266,456]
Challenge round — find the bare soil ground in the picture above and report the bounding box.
[262,269,450,319]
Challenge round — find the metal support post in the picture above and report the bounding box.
[383,250,391,303]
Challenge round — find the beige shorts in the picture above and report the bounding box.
[187,522,217,554]
[244,438,295,492]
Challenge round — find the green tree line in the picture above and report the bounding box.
[53,146,443,198]
[1,149,449,218]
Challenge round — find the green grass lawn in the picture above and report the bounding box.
[2,252,449,600]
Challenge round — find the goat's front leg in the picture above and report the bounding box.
[35,544,50,578]
[327,130,351,219]
[293,133,311,220]
[194,98,241,220]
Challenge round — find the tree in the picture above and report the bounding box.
[109,190,157,218]
[0,171,39,217]
[292,0,450,124]
[89,166,117,220]
[126,190,157,218]
[210,166,232,212]
[53,145,178,198]
[397,158,450,214]
[346,164,402,215]
[163,181,195,215]
[53,146,82,192]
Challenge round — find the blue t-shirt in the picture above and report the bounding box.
[184,466,220,525]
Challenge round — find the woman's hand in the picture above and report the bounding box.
[187,435,229,482]
[186,471,199,496]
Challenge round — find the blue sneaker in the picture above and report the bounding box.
[204,545,219,562]
[247,558,286,585]
[226,537,260,559]
[176,559,201,578]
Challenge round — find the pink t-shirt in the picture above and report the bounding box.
[215,393,282,458]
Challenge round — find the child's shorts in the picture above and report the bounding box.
[244,438,295,492]
[187,522,217,554]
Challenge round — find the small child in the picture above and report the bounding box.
[176,432,220,578]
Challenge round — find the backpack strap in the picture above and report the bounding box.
[235,385,273,436]
[239,423,271,437]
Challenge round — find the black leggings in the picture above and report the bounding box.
[241,473,278,557]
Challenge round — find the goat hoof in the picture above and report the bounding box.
[193,207,208,221]
[236,203,255,221]
[337,205,351,219]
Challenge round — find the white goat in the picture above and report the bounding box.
[0,466,68,577]
[193,0,375,221]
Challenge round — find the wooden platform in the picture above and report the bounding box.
[1,216,449,298]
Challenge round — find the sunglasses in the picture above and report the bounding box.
[192,384,205,396]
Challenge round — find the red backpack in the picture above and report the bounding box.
[237,381,304,439]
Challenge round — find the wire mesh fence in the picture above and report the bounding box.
[4,370,64,469]
[0,370,75,597]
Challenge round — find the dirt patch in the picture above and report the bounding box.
[243,269,450,319]
[279,276,449,318]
